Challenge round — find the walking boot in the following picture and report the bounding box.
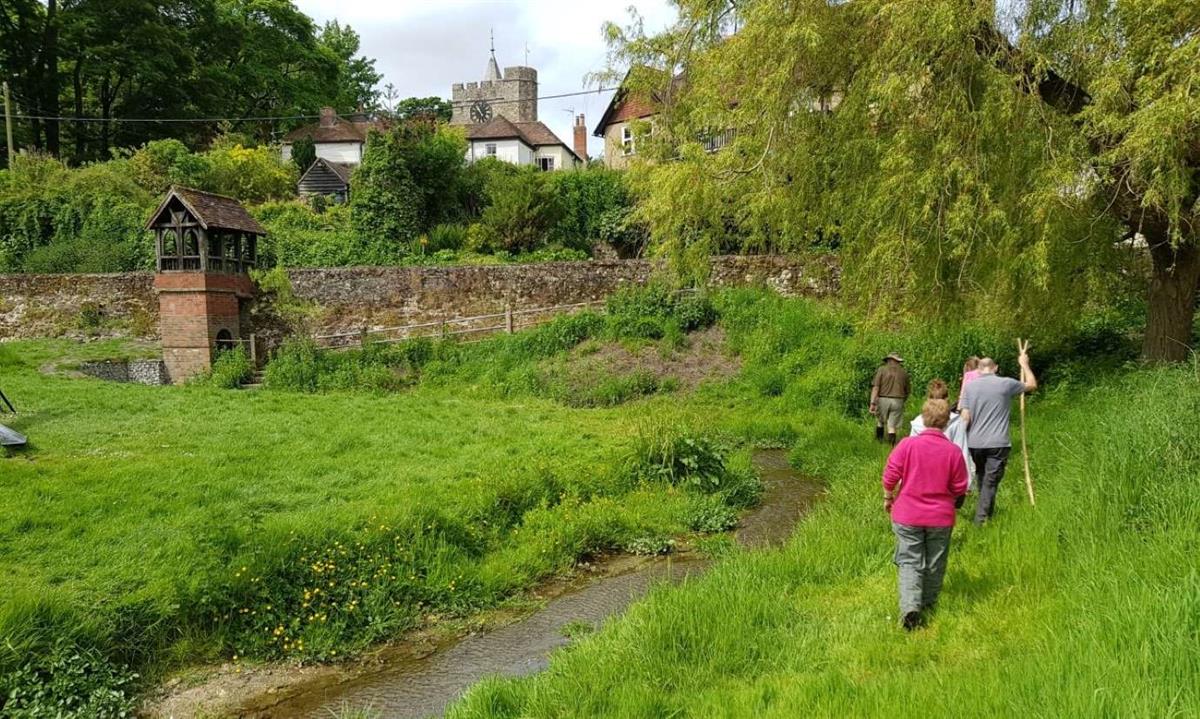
[875,425,884,442]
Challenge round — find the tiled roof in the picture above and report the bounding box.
[464,116,525,141]
[514,122,567,147]
[593,68,685,136]
[465,117,581,161]
[283,117,382,144]
[146,187,265,235]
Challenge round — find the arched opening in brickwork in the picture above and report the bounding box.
[215,329,235,353]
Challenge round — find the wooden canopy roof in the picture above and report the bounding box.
[146,187,265,235]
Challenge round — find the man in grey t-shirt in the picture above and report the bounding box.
[959,351,1037,525]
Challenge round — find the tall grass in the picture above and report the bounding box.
[446,301,1196,718]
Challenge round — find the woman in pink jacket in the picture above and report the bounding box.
[882,398,970,630]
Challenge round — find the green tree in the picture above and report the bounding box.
[605,0,1196,360]
[1,0,377,163]
[387,94,454,123]
[126,138,211,194]
[318,20,382,112]
[291,135,317,174]
[350,128,423,260]
[402,124,469,228]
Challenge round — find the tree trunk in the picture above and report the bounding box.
[1143,233,1200,362]
[41,0,60,156]
[72,57,85,161]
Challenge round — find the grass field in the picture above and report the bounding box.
[0,291,760,715]
[3,287,1185,717]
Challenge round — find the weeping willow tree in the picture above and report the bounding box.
[604,0,1198,360]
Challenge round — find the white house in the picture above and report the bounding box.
[280,107,383,165]
[280,107,385,199]
[465,116,582,171]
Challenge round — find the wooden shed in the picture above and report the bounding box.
[297,158,354,203]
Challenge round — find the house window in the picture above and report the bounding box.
[485,143,497,157]
[621,126,635,156]
[538,157,555,172]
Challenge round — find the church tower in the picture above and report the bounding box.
[451,33,538,125]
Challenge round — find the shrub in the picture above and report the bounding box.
[202,347,254,389]
[263,337,322,392]
[254,201,368,268]
[473,168,564,253]
[0,154,155,273]
[426,223,467,252]
[202,142,297,203]
[627,431,729,491]
[544,168,632,251]
[674,293,717,331]
[126,138,210,194]
[596,205,649,257]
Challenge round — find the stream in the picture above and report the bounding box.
[242,449,822,719]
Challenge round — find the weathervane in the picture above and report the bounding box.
[524,41,530,65]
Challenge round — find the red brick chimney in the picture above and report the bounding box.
[320,106,337,128]
[573,114,589,163]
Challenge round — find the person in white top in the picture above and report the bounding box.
[910,379,975,491]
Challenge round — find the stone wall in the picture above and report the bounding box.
[287,255,838,339]
[0,255,838,343]
[79,359,168,385]
[0,272,157,340]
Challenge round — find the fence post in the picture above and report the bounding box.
[359,326,368,349]
[505,305,514,334]
[249,333,257,367]
[440,319,447,339]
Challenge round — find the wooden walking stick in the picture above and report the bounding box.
[1017,338,1036,506]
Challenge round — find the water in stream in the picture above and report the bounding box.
[247,449,822,718]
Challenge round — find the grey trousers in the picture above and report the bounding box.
[892,522,953,614]
[970,447,1011,524]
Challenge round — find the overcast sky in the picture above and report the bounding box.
[294,0,679,157]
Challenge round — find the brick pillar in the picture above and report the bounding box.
[573,114,589,163]
[155,273,255,384]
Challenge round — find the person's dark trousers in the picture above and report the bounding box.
[970,447,1011,524]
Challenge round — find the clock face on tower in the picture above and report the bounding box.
[470,100,493,124]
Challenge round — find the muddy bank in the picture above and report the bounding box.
[147,449,821,718]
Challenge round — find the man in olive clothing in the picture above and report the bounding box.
[870,353,910,446]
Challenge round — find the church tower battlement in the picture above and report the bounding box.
[451,37,538,125]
